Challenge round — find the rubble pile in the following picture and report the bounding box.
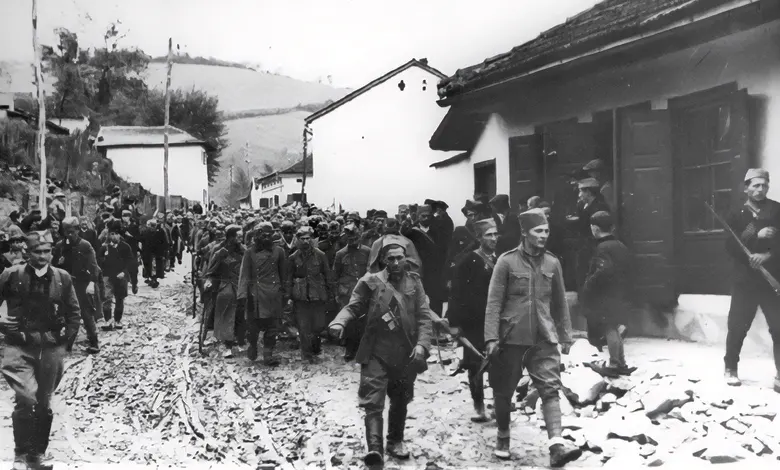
[516,340,780,467]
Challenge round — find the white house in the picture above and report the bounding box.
[303,59,462,223]
[250,158,312,209]
[94,126,210,204]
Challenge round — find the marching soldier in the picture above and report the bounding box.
[333,223,371,361]
[1,234,81,470]
[97,221,137,330]
[724,168,780,392]
[447,218,498,422]
[328,235,433,467]
[484,209,581,467]
[53,217,100,354]
[238,222,287,366]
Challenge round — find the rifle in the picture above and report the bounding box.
[705,202,780,295]
[477,317,522,376]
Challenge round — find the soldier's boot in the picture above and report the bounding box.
[494,434,511,460]
[86,336,100,354]
[386,402,410,460]
[247,342,258,361]
[27,408,53,470]
[12,407,35,470]
[363,414,384,468]
[543,397,582,468]
[263,348,280,367]
[471,400,489,423]
[725,367,742,387]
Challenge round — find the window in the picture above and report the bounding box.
[679,103,734,233]
[202,150,207,165]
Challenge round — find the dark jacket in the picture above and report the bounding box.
[0,264,81,345]
[726,199,780,283]
[52,237,100,285]
[79,229,100,252]
[581,235,632,325]
[495,209,522,257]
[318,238,344,268]
[97,240,136,279]
[404,225,445,304]
[447,250,495,350]
[143,227,169,256]
[333,244,371,301]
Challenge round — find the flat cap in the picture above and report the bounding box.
[577,178,601,190]
[745,168,770,183]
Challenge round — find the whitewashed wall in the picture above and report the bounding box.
[306,65,458,218]
[106,145,208,203]
[250,174,302,207]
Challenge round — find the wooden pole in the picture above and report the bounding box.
[32,0,47,218]
[163,38,173,218]
[300,125,309,204]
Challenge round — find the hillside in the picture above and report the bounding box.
[212,111,312,201]
[143,63,348,113]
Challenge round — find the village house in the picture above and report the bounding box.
[430,0,780,343]
[93,126,210,205]
[250,158,312,208]
[303,59,462,222]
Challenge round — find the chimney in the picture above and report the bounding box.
[419,58,428,66]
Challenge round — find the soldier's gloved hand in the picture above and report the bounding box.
[485,340,499,358]
[328,325,344,340]
[410,345,426,364]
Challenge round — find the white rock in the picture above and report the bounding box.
[562,368,606,406]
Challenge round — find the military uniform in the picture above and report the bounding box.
[485,226,580,465]
[333,243,371,360]
[0,261,81,469]
[329,269,433,463]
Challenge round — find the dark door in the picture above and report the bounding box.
[620,105,675,305]
[508,135,543,209]
[474,160,497,199]
[671,85,750,295]
[542,120,596,289]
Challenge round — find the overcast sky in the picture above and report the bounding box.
[1,0,600,88]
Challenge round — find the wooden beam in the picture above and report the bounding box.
[163,38,173,215]
[32,0,47,218]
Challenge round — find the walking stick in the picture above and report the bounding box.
[191,253,197,318]
[705,202,780,295]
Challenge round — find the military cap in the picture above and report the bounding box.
[398,204,409,213]
[582,159,605,172]
[106,221,123,233]
[296,225,314,237]
[473,218,497,237]
[417,204,432,216]
[281,220,295,231]
[367,210,376,219]
[328,221,340,230]
[745,168,770,183]
[518,209,548,232]
[590,211,614,231]
[374,210,388,219]
[489,194,510,211]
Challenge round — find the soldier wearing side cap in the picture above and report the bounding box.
[582,158,615,213]
[1,234,81,470]
[484,209,581,467]
[723,168,780,393]
[566,178,611,291]
[328,237,433,466]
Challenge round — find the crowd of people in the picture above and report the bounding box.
[3,161,779,469]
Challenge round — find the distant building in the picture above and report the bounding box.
[303,59,460,221]
[94,126,210,204]
[251,158,312,208]
[0,92,70,135]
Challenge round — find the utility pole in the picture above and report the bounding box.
[229,164,234,208]
[301,125,311,204]
[163,37,173,217]
[32,0,47,218]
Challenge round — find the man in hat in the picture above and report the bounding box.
[361,210,386,248]
[724,168,780,392]
[238,222,287,366]
[484,209,581,466]
[490,194,523,257]
[403,204,446,315]
[169,215,184,268]
[333,222,372,361]
[1,226,28,275]
[285,226,336,362]
[346,211,361,226]
[48,192,67,222]
[328,236,433,466]
[141,218,168,289]
[448,218,498,422]
[318,221,344,268]
[97,221,137,330]
[0,234,81,470]
[580,211,635,377]
[566,178,610,291]
[20,205,42,233]
[277,220,298,257]
[54,217,101,354]
[582,159,614,213]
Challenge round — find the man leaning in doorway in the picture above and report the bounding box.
[724,168,780,393]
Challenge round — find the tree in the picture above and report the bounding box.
[139,88,225,184]
[224,165,252,207]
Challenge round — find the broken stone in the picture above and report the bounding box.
[562,428,586,448]
[639,444,656,457]
[601,393,617,404]
[605,377,635,397]
[562,367,606,406]
[742,406,778,421]
[744,436,772,456]
[601,453,646,469]
[605,412,658,446]
[724,418,749,435]
[697,437,752,463]
[642,386,693,419]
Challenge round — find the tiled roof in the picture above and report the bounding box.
[306,59,447,123]
[438,0,740,100]
[94,126,206,148]
[429,151,471,169]
[256,157,313,184]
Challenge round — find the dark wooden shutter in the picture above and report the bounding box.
[620,106,676,305]
[508,135,543,209]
